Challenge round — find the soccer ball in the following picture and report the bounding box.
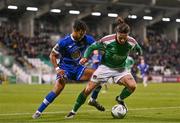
[111,104,127,119]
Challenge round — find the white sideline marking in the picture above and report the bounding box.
[0,106,180,116]
[130,106,180,111]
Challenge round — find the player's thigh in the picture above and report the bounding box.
[118,74,137,92]
[80,68,95,81]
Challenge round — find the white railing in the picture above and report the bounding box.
[12,64,29,83]
[27,58,53,74]
[0,64,13,76]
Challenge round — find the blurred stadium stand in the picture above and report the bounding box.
[0,0,180,84]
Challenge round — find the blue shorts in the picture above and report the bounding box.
[56,64,86,81]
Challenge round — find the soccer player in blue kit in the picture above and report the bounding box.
[137,58,149,87]
[32,20,105,119]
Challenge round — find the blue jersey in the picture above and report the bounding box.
[137,63,149,77]
[53,34,95,80]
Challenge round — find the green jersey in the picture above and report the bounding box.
[84,34,142,68]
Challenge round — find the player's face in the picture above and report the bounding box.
[75,30,86,41]
[141,59,145,64]
[116,32,128,44]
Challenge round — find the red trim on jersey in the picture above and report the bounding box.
[100,34,116,42]
[127,36,137,44]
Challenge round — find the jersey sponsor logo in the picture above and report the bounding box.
[112,55,126,62]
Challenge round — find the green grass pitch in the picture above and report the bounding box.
[0,83,180,123]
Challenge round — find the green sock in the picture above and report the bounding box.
[119,87,132,100]
[73,91,87,112]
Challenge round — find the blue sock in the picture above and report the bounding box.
[91,85,102,100]
[37,91,57,113]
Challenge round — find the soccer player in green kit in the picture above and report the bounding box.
[66,17,142,118]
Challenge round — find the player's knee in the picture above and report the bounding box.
[84,89,91,96]
[53,82,65,95]
[129,84,137,92]
[123,79,136,92]
[83,81,98,96]
[84,87,93,96]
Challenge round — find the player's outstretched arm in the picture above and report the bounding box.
[84,42,104,58]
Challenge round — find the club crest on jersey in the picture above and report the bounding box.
[71,50,81,60]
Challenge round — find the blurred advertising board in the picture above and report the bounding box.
[163,76,180,82]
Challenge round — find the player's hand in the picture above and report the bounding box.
[79,58,88,65]
[55,67,65,76]
[93,59,100,64]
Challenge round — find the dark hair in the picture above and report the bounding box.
[114,16,125,26]
[115,17,130,34]
[73,20,87,31]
